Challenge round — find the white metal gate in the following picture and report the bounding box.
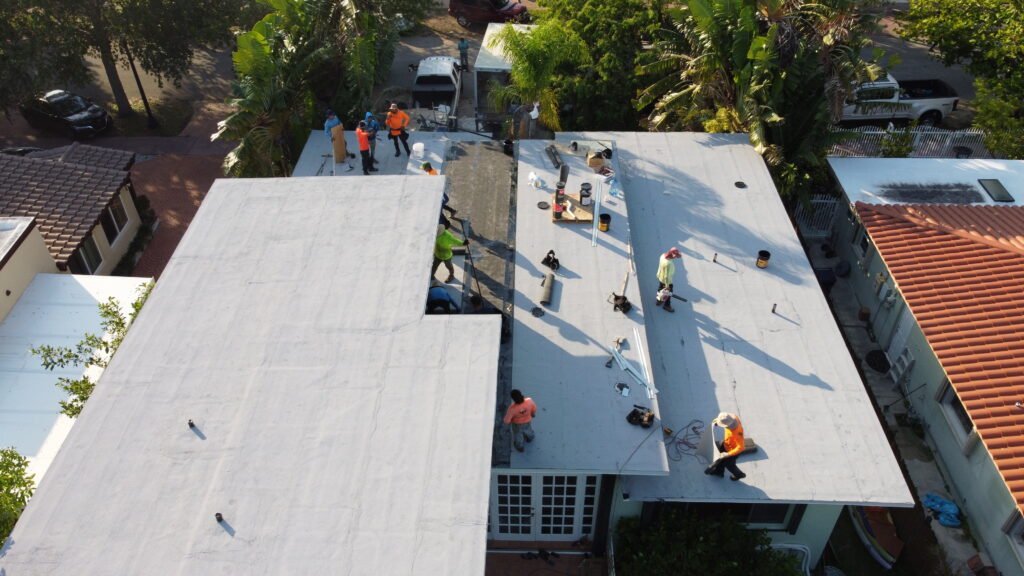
[490,473,599,541]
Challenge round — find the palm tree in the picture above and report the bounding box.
[487,21,589,135]
[636,0,884,200]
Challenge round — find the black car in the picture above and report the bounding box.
[19,90,113,139]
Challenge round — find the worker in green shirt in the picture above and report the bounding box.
[432,224,467,283]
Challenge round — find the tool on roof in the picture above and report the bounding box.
[540,272,556,306]
[610,347,657,396]
[610,271,632,313]
[541,250,560,271]
[459,219,483,296]
[626,405,654,428]
[604,337,625,368]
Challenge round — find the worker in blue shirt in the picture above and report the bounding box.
[324,109,341,140]
[427,282,460,314]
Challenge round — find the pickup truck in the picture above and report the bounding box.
[412,56,462,125]
[840,74,959,126]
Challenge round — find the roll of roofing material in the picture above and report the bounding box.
[540,272,555,306]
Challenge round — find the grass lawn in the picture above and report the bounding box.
[110,98,193,137]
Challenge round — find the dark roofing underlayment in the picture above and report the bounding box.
[876,182,984,204]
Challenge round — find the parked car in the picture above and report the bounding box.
[449,0,530,28]
[840,74,959,127]
[0,147,43,156]
[19,90,113,139]
[412,56,462,125]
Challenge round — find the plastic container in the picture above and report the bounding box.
[412,142,425,159]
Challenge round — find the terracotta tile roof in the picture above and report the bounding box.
[25,142,135,172]
[856,202,1024,513]
[0,154,130,268]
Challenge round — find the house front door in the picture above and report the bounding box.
[490,473,600,542]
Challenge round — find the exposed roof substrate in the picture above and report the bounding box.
[856,202,1024,513]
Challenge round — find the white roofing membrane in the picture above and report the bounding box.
[829,157,1024,206]
[0,273,149,482]
[2,177,501,574]
[476,23,534,73]
[556,132,912,506]
[508,141,668,475]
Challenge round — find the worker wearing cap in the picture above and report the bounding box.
[432,224,467,283]
[502,389,537,452]
[355,121,377,175]
[656,247,682,313]
[704,412,746,481]
[385,103,411,157]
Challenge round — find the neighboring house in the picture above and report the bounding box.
[829,158,1024,576]
[0,142,140,275]
[0,216,149,482]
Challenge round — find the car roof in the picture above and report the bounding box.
[42,90,72,102]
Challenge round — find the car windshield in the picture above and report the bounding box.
[49,94,90,116]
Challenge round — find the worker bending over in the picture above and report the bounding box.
[704,412,747,481]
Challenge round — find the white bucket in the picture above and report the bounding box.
[412,142,425,159]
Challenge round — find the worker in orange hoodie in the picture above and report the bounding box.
[704,412,747,481]
[502,389,537,452]
[355,121,378,175]
[385,102,411,157]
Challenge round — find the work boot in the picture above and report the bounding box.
[654,297,663,307]
[524,435,533,443]
[663,303,675,313]
[730,472,746,481]
[395,151,401,157]
[369,167,379,172]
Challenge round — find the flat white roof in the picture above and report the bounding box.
[2,177,502,574]
[477,23,534,72]
[291,131,486,178]
[508,141,668,475]
[0,273,149,481]
[829,157,1024,205]
[560,133,912,506]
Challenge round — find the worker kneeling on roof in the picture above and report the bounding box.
[704,412,747,482]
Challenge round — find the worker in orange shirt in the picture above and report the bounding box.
[704,412,747,481]
[355,121,378,175]
[502,389,537,452]
[385,102,411,157]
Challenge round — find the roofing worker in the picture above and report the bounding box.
[364,112,381,164]
[655,247,683,313]
[426,281,459,314]
[432,224,467,284]
[704,412,747,481]
[355,121,378,175]
[502,389,537,453]
[385,103,411,157]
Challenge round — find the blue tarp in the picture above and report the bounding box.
[923,493,962,527]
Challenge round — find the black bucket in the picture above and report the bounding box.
[599,213,611,232]
[756,250,771,268]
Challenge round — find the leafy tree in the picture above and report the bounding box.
[215,0,402,176]
[0,448,34,541]
[488,20,589,133]
[0,0,91,115]
[897,0,1023,80]
[537,0,667,130]
[0,0,244,118]
[32,283,152,418]
[974,78,1024,159]
[898,0,1024,159]
[615,509,800,575]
